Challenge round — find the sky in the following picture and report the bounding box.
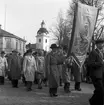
[0,0,71,44]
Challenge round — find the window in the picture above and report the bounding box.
[16,40,18,50]
[39,39,41,42]
[45,39,47,43]
[5,38,11,48]
[20,41,22,50]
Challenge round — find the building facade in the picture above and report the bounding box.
[0,26,26,55]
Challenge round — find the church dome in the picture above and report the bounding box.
[37,27,48,34]
[37,20,49,34]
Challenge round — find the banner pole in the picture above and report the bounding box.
[92,8,99,50]
[67,3,78,57]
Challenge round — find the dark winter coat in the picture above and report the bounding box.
[45,51,59,88]
[87,49,104,78]
[8,54,22,80]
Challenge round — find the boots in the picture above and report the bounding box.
[27,81,32,91]
[0,76,4,85]
[75,82,81,91]
[49,88,58,97]
[38,79,42,89]
[64,83,71,93]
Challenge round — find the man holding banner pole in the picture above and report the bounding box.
[87,39,104,105]
[66,1,98,92]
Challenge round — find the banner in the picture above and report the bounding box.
[70,2,98,68]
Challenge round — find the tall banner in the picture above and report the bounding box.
[69,2,98,68]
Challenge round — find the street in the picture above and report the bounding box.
[0,80,93,105]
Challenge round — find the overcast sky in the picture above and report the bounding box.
[0,0,70,43]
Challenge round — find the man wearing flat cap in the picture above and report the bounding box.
[87,39,104,105]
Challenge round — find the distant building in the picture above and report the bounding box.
[36,20,50,51]
[26,43,36,51]
[0,25,26,55]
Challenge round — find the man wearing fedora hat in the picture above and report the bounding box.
[45,43,60,97]
[87,39,104,105]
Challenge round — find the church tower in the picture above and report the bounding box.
[36,20,50,51]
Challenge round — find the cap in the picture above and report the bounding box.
[1,51,5,54]
[50,44,58,49]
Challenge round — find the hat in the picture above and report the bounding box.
[1,51,5,54]
[32,52,38,55]
[12,49,18,53]
[50,44,58,49]
[26,49,32,53]
[95,39,104,44]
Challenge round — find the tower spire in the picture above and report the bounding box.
[41,20,45,28]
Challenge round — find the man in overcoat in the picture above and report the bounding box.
[45,44,59,97]
[87,39,104,105]
[8,50,22,88]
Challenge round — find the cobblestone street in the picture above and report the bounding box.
[0,80,93,105]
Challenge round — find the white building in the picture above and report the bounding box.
[36,20,50,51]
[0,25,26,55]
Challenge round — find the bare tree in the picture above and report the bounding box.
[67,0,104,39]
[50,10,70,46]
[66,0,104,51]
[50,0,104,47]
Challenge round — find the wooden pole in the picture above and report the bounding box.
[92,8,99,50]
[67,3,78,57]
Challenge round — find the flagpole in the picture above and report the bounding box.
[4,4,7,30]
[91,8,99,50]
[67,2,78,57]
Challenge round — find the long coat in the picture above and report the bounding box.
[71,61,81,82]
[23,55,37,82]
[61,53,71,83]
[62,65,71,83]
[45,51,59,88]
[87,48,104,78]
[8,54,21,80]
[36,56,45,79]
[0,57,8,76]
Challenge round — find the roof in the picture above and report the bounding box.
[26,43,36,49]
[0,29,26,42]
[37,28,49,34]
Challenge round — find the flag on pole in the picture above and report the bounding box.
[68,2,98,68]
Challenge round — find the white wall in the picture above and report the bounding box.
[2,37,26,54]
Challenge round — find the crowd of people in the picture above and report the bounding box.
[0,43,93,98]
[0,44,90,94]
[1,39,104,105]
